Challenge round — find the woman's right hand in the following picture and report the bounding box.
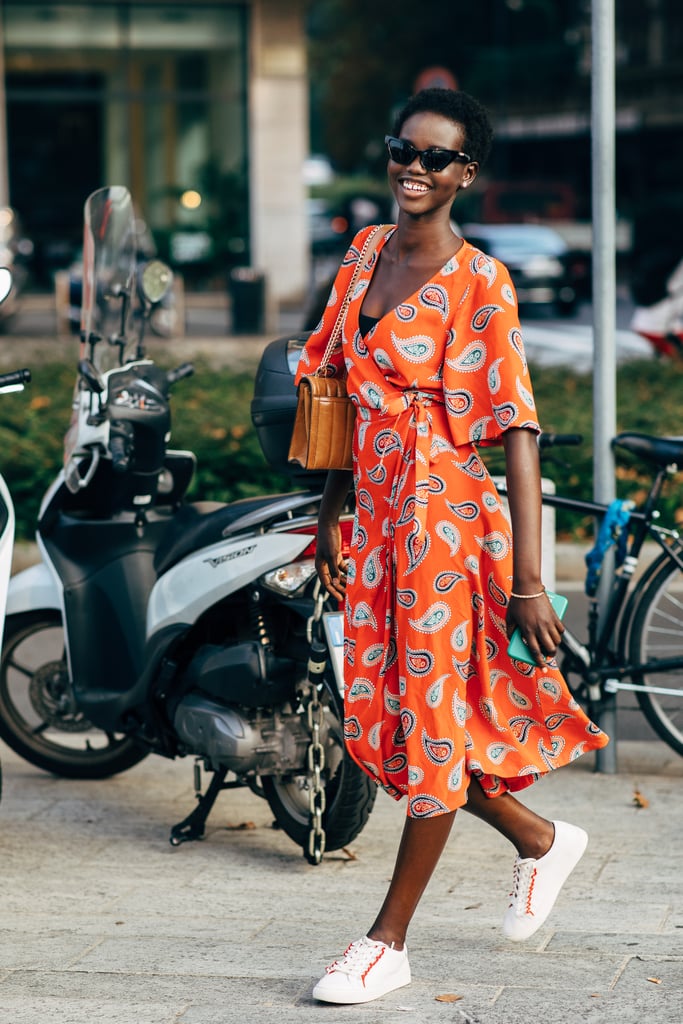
[315,519,348,600]
[315,469,354,600]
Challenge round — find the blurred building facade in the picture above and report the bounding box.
[1,0,681,310]
[0,0,309,311]
[483,0,683,226]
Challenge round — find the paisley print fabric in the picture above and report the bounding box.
[296,225,608,816]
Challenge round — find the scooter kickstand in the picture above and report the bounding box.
[169,765,228,846]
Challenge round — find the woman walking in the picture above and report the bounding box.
[296,87,609,1005]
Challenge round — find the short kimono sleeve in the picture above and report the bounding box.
[294,227,374,385]
[443,252,541,446]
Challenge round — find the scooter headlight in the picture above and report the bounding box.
[112,387,163,411]
[262,559,317,595]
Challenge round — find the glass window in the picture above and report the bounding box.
[4,4,121,50]
[129,6,243,52]
[3,2,248,287]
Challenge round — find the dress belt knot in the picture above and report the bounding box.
[379,390,443,546]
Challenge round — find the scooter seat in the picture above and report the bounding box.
[153,491,321,577]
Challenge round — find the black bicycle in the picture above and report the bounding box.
[498,431,683,756]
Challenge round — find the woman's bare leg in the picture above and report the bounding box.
[367,811,456,949]
[464,776,554,858]
[365,781,555,951]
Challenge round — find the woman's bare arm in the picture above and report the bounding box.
[503,428,564,664]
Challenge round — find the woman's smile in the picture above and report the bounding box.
[398,177,432,196]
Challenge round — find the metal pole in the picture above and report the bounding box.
[591,0,618,773]
[0,0,9,207]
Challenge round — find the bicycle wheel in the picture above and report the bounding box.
[628,555,683,755]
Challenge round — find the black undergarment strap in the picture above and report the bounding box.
[359,312,380,337]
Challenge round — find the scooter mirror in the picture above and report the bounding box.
[0,267,12,304]
[140,260,173,306]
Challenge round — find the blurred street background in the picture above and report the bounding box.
[0,1,682,344]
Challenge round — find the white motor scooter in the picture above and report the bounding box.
[0,190,374,861]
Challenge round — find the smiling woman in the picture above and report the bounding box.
[293,86,607,1006]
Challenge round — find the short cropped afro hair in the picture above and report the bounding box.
[392,88,494,168]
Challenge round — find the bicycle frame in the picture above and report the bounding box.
[498,463,683,707]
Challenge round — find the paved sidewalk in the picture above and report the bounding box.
[1,737,682,1024]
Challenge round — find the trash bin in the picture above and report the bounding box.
[229,267,265,334]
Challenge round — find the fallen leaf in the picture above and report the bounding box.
[224,821,256,830]
[341,847,358,860]
[464,902,482,910]
[435,993,464,1003]
[647,977,662,985]
[632,788,650,808]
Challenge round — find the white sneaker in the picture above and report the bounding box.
[503,820,588,942]
[312,935,411,1004]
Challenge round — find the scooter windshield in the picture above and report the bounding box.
[80,186,136,354]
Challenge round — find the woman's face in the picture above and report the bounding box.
[388,111,479,217]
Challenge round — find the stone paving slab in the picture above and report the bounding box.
[1,738,683,1024]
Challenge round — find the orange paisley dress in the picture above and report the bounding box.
[296,224,608,817]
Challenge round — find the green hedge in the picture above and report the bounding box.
[0,356,681,541]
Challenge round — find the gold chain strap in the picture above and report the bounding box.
[315,224,390,375]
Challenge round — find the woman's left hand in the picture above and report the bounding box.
[506,592,565,666]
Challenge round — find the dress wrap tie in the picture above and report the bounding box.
[365,389,444,546]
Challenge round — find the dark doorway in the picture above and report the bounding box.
[6,72,104,287]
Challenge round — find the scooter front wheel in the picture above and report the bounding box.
[261,675,376,855]
[0,612,148,778]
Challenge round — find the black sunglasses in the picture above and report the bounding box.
[384,135,472,172]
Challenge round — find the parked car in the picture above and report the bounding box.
[461,222,582,316]
[306,198,349,258]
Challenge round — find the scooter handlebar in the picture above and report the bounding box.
[538,432,583,449]
[0,368,31,389]
[166,362,194,387]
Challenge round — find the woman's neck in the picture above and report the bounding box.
[388,218,461,266]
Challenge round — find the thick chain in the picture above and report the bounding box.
[305,687,326,864]
[302,584,329,864]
